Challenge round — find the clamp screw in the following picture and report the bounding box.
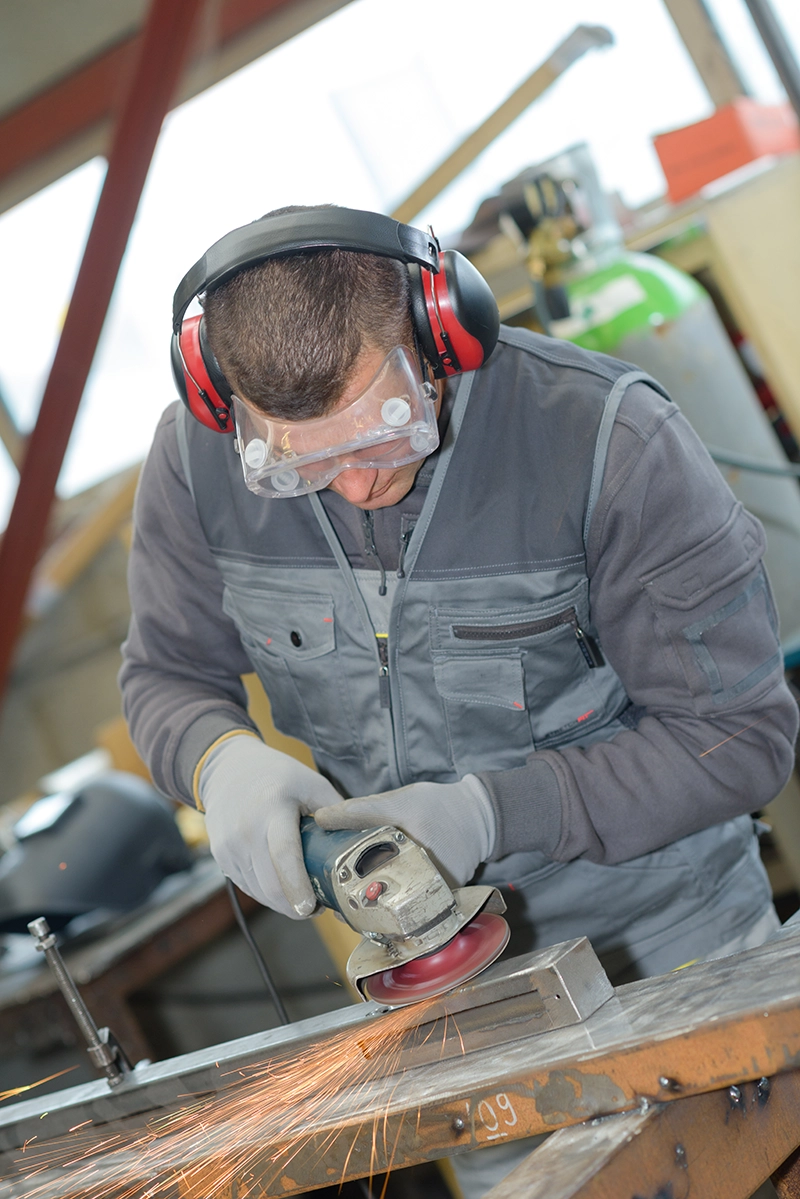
[451,1116,465,1134]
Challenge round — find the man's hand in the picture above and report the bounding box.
[314,776,496,887]
[199,734,341,918]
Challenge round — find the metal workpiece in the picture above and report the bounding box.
[384,937,613,1073]
[415,936,612,1026]
[27,917,132,1087]
[2,924,800,1198]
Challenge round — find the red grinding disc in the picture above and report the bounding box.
[362,912,510,1005]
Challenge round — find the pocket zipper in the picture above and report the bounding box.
[452,608,605,669]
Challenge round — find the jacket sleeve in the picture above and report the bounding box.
[119,404,258,806]
[480,381,799,864]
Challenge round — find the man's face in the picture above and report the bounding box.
[324,347,440,510]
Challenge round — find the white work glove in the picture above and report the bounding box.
[199,734,341,919]
[314,775,496,888]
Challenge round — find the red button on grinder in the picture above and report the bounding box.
[364,881,385,902]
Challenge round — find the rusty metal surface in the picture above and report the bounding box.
[486,1070,800,1199]
[775,1145,800,1199]
[0,922,798,1197]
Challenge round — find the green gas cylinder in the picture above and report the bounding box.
[549,247,800,651]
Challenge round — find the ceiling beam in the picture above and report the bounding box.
[662,0,749,108]
[0,0,352,216]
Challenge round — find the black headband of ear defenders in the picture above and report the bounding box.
[172,208,441,333]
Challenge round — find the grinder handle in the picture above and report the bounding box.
[299,815,365,910]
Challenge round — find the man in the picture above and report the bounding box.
[121,205,797,1195]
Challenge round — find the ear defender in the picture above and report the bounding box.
[408,250,500,379]
[170,315,234,432]
[172,208,500,431]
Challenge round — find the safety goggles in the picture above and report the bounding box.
[232,346,439,498]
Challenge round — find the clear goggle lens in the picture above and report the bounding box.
[232,346,439,498]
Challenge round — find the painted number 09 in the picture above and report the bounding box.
[477,1093,518,1140]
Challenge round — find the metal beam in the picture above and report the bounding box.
[485,1071,800,1199]
[662,0,749,107]
[390,25,613,226]
[0,0,206,707]
[741,0,800,122]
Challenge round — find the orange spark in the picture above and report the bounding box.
[0,1067,76,1105]
[699,715,769,757]
[5,998,450,1199]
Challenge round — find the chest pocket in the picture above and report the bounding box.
[430,579,626,774]
[222,584,362,761]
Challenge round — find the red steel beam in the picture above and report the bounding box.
[0,0,207,704]
[0,0,322,197]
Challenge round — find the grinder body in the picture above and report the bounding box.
[299,817,507,1004]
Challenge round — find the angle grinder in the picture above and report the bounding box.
[300,816,509,1006]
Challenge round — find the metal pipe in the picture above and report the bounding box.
[0,0,206,708]
[742,0,800,122]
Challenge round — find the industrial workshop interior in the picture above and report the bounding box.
[2,0,800,1196]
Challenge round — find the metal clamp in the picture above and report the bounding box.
[27,917,133,1087]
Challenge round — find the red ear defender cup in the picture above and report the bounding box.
[170,315,234,433]
[408,251,500,379]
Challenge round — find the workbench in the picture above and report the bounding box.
[0,914,797,1198]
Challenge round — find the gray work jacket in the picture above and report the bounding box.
[121,328,797,977]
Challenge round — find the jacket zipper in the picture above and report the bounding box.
[376,634,391,708]
[452,607,604,668]
[397,517,416,579]
[362,511,387,596]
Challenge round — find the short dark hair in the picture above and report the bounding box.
[202,206,414,420]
